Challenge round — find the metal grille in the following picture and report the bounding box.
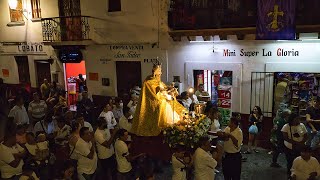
[250,72,274,117]
[41,16,90,42]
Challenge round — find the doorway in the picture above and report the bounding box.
[116,61,142,98]
[35,61,51,87]
[65,61,86,110]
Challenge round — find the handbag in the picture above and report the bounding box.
[249,123,258,134]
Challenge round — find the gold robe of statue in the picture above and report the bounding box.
[131,75,185,136]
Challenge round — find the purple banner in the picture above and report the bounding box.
[256,0,296,40]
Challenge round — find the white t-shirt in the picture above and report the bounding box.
[99,111,117,129]
[75,138,97,175]
[119,116,132,132]
[115,139,132,173]
[187,94,199,105]
[25,143,37,156]
[94,129,114,159]
[210,119,221,132]
[19,172,39,180]
[194,147,217,180]
[223,127,243,153]
[172,155,187,180]
[291,156,320,180]
[281,123,307,149]
[0,143,24,179]
[54,124,71,145]
[8,105,30,125]
[84,121,93,132]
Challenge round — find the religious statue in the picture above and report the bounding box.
[131,63,185,136]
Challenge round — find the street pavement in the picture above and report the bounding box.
[155,148,288,180]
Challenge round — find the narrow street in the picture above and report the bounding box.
[156,147,288,180]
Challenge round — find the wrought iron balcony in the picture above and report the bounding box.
[41,16,91,42]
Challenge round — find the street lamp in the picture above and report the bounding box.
[8,0,18,9]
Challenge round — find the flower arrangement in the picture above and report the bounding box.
[163,113,211,149]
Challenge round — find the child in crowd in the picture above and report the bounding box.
[19,164,39,180]
[291,146,320,180]
[16,124,27,147]
[37,133,50,164]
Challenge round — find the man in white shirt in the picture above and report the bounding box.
[28,93,47,125]
[115,129,145,180]
[8,96,29,125]
[94,117,118,179]
[281,113,308,176]
[76,115,93,132]
[180,92,190,110]
[194,136,218,180]
[99,104,117,129]
[291,146,320,180]
[221,117,243,180]
[75,127,98,180]
[119,107,133,132]
[0,133,26,179]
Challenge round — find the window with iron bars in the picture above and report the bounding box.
[31,0,41,18]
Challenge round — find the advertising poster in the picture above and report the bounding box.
[212,70,233,126]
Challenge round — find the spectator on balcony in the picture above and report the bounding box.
[8,96,30,126]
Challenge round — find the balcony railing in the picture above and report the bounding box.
[41,16,91,42]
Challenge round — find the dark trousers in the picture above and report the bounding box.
[222,152,242,180]
[284,147,300,175]
[97,156,116,180]
[272,140,285,163]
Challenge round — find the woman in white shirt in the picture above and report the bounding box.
[281,113,308,176]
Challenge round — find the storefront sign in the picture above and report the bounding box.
[108,45,144,59]
[223,48,299,57]
[0,42,46,55]
[18,42,44,53]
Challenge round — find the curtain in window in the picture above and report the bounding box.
[10,0,23,22]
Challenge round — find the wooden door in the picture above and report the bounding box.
[15,56,30,84]
[35,61,51,87]
[116,61,142,98]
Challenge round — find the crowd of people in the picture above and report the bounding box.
[1,76,320,180]
[0,80,152,180]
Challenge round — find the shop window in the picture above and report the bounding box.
[15,56,30,83]
[9,0,24,22]
[31,0,41,19]
[108,0,121,12]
